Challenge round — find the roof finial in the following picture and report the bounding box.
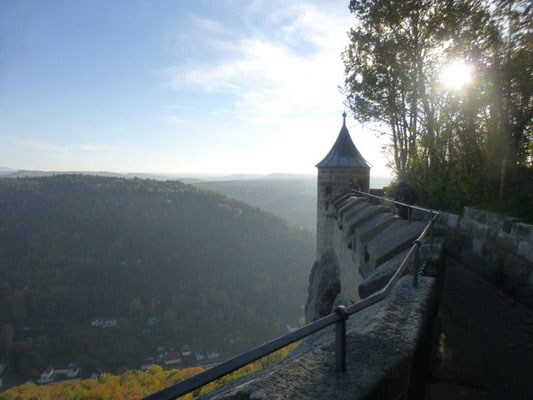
[342,111,347,127]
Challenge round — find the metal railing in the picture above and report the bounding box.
[351,189,436,247]
[144,192,439,400]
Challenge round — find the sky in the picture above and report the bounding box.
[0,0,391,177]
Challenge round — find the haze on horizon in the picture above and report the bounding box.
[0,0,391,179]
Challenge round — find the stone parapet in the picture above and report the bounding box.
[200,276,438,400]
[437,208,533,306]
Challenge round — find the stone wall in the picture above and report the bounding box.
[437,207,533,306]
[316,167,370,259]
[307,193,445,322]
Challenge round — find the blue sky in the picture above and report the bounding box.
[0,0,390,177]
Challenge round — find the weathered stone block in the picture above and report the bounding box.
[472,238,484,256]
[436,211,448,226]
[333,196,356,212]
[511,223,533,241]
[359,249,410,299]
[331,193,353,208]
[346,205,386,233]
[470,220,489,237]
[502,217,521,234]
[342,201,370,222]
[501,253,532,282]
[517,241,533,262]
[337,198,366,221]
[456,231,473,248]
[495,233,518,254]
[447,213,459,228]
[355,213,398,247]
[463,207,483,222]
[458,217,474,234]
[360,236,446,299]
[367,221,426,271]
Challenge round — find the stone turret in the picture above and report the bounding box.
[315,112,370,259]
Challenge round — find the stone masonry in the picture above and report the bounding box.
[316,167,369,258]
[306,192,446,322]
[437,207,533,306]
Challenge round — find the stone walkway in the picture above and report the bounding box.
[425,257,533,399]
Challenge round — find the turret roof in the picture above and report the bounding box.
[316,112,370,168]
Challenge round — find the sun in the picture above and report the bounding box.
[439,61,473,90]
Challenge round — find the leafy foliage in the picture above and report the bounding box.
[343,0,533,213]
[0,344,297,400]
[0,176,313,383]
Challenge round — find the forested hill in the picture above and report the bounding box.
[194,179,317,233]
[0,175,314,383]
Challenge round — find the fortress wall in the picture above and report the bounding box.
[316,167,370,259]
[307,194,445,323]
[331,199,365,303]
[438,208,533,306]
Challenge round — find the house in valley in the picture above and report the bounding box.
[206,349,220,361]
[195,351,205,362]
[181,345,191,357]
[104,319,117,328]
[164,352,182,366]
[37,367,55,384]
[67,364,81,378]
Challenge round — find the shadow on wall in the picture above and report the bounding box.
[438,207,533,306]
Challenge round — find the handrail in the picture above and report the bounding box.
[144,192,439,400]
[351,189,434,214]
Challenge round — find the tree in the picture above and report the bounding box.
[1,323,14,354]
[343,0,532,210]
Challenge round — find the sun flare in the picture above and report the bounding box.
[439,61,473,90]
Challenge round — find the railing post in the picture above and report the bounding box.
[430,211,434,249]
[413,240,420,287]
[407,205,411,222]
[334,305,349,373]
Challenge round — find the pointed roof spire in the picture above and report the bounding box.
[316,112,370,168]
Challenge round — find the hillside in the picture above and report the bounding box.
[195,176,391,233]
[195,179,317,233]
[0,176,314,387]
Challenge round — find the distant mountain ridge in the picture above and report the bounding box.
[0,168,317,182]
[0,169,203,183]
